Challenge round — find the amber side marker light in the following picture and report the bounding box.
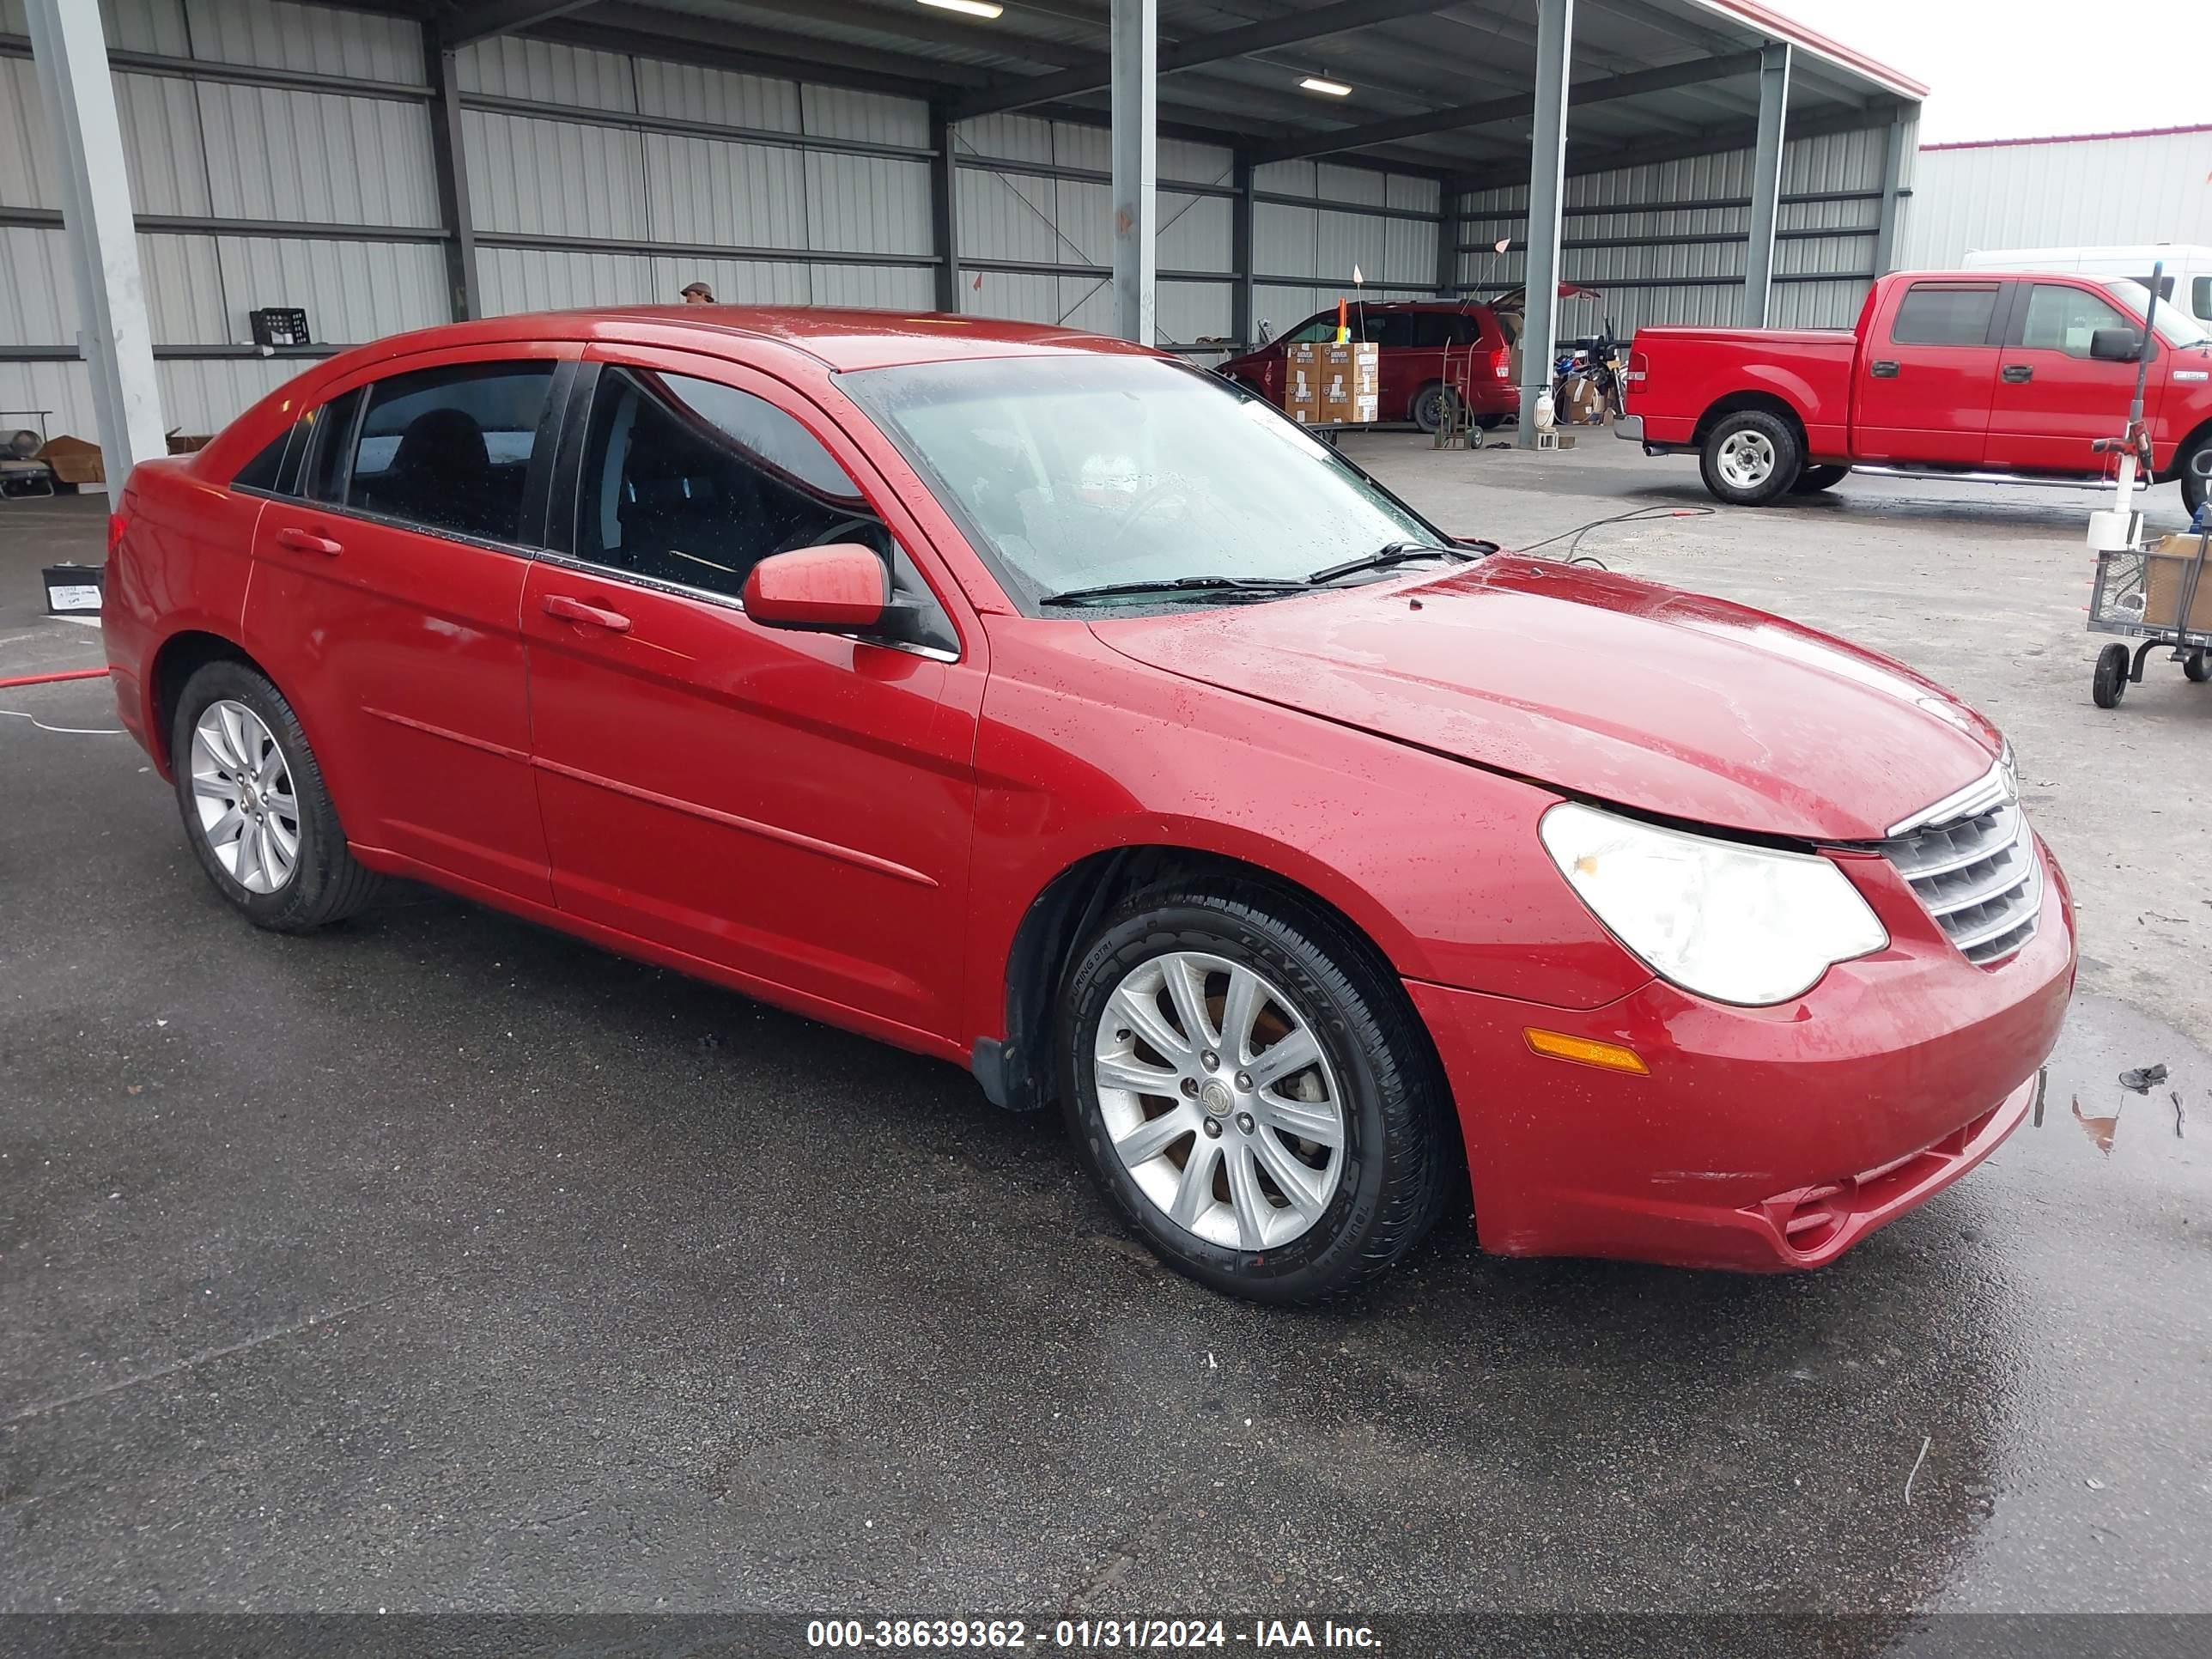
[1523,1029,1649,1075]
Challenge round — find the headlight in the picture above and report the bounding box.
[1539,802,1888,1006]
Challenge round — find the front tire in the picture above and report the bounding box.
[1699,409,1802,507]
[1059,884,1449,1304]
[171,660,381,932]
[1791,464,1851,495]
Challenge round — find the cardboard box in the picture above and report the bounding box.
[37,434,103,486]
[2145,534,2212,634]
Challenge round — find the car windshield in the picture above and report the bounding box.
[2102,279,2212,348]
[839,354,1445,608]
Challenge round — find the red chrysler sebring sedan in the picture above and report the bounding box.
[103,307,2074,1303]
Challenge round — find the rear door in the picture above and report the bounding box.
[1358,310,1424,420]
[242,349,571,902]
[1852,278,2008,464]
[519,349,981,1042]
[1984,280,2161,474]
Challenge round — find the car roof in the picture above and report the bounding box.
[330,306,1164,375]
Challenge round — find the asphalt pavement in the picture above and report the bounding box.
[2,476,2207,1639]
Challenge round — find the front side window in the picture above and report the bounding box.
[575,368,889,602]
[1891,283,2000,347]
[841,354,1441,610]
[1278,315,1335,346]
[2021,283,2133,358]
[346,361,555,543]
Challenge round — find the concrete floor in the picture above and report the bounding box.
[2,456,2208,1630]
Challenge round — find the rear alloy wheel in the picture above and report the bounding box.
[1699,409,1802,507]
[1791,464,1851,495]
[171,660,382,931]
[1412,382,1461,434]
[1060,885,1449,1303]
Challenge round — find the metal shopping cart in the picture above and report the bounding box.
[2087,516,2212,706]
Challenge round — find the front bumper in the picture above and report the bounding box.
[1407,839,2076,1271]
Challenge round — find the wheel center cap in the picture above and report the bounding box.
[1199,1080,1235,1117]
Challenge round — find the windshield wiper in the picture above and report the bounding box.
[1306,541,1477,585]
[1041,574,1314,606]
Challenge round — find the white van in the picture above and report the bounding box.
[1962,245,2212,329]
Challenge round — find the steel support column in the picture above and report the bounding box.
[24,0,164,483]
[1872,107,1909,277]
[1110,0,1157,344]
[424,32,480,322]
[1231,155,1255,345]
[930,106,961,313]
[1516,0,1572,448]
[1742,40,1791,326]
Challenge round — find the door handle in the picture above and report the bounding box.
[1869,361,1899,379]
[2002,363,2034,383]
[274,526,343,556]
[542,593,632,634]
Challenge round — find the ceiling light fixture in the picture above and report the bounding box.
[1299,76,1353,97]
[918,0,1005,17]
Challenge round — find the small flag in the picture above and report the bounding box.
[1352,264,1364,286]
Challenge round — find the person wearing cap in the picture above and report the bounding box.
[680,281,715,305]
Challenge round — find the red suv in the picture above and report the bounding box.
[103,307,2074,1303]
[1218,301,1518,431]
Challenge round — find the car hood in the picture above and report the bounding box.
[1087,559,2002,842]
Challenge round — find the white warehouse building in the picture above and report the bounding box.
[3,0,1928,463]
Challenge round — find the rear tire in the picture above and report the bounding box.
[1059,884,1450,1304]
[1699,409,1802,507]
[2092,642,2131,709]
[170,660,381,932]
[1412,382,1461,434]
[2179,435,2211,520]
[1791,464,1851,495]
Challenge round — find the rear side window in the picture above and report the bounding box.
[1356,313,1417,349]
[576,368,887,602]
[346,362,556,544]
[1891,283,2000,346]
[1408,313,1485,348]
[232,422,303,495]
[2021,283,2131,358]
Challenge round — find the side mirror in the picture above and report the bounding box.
[744,543,890,633]
[2089,327,2145,362]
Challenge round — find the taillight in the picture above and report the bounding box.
[1624,349,1650,384]
[1491,346,1512,380]
[106,508,129,556]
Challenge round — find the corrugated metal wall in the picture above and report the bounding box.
[0,0,441,437]
[1898,127,2212,268]
[1458,120,1911,337]
[954,113,1240,347]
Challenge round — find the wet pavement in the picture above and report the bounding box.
[3,484,2209,1628]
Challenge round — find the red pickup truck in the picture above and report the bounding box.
[1618,270,2212,515]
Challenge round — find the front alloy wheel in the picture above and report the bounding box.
[1061,884,1452,1303]
[1093,951,1346,1251]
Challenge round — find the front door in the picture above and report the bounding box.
[1984,280,2164,475]
[1852,278,2007,465]
[520,352,981,1046]
[241,350,569,902]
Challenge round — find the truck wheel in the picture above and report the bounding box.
[1791,464,1851,495]
[2181,436,2212,520]
[1412,382,1460,434]
[1699,410,1802,507]
[2092,643,2131,708]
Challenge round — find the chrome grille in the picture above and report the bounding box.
[1877,762,2043,967]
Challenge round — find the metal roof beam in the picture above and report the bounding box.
[1250,47,1762,165]
[1459,98,1908,191]
[441,1,593,48]
[949,0,1462,123]
[721,0,1099,71]
[528,9,990,100]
